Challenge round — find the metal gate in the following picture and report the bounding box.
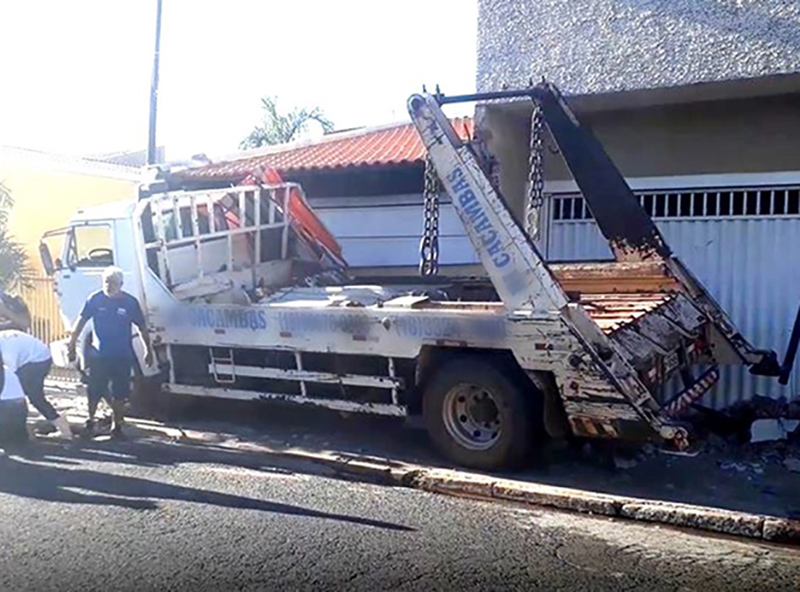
[20,275,79,383]
[20,276,66,344]
[548,178,800,407]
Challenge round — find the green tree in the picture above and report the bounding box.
[0,182,32,291]
[240,96,334,149]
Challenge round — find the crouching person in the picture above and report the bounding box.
[67,266,152,439]
[0,360,30,453]
[0,329,72,438]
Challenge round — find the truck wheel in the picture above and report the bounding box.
[422,357,538,471]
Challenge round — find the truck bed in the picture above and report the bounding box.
[351,260,685,333]
[349,260,703,384]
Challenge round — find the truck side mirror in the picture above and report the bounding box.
[39,243,55,276]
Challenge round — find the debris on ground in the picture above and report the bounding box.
[719,460,750,473]
[613,454,638,470]
[784,458,800,473]
[744,395,800,420]
[718,460,764,475]
[640,443,657,457]
[703,433,730,452]
[750,418,800,443]
[689,396,800,444]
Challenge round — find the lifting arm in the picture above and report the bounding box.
[407,92,568,312]
[408,90,678,439]
[419,84,786,378]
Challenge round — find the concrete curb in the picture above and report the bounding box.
[209,437,800,546]
[288,457,800,546]
[402,468,800,545]
[49,411,800,546]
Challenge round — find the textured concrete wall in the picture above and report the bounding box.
[478,0,800,94]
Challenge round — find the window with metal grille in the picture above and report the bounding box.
[552,187,800,221]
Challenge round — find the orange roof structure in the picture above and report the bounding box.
[180,118,474,181]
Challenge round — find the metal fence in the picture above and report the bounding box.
[20,276,65,343]
[20,275,80,383]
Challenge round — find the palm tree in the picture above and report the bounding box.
[0,182,32,291]
[240,96,334,149]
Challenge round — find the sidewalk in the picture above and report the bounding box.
[38,387,800,542]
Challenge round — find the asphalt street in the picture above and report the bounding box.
[0,436,798,591]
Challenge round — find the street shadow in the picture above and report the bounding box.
[0,441,415,532]
[46,392,800,520]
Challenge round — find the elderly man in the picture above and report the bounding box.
[67,267,153,438]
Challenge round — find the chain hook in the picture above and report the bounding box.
[419,154,441,276]
[525,102,546,242]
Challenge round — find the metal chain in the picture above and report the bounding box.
[419,154,441,276]
[525,103,545,241]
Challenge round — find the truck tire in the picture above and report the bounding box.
[422,356,538,471]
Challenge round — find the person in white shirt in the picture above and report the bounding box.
[0,360,29,450]
[0,329,72,438]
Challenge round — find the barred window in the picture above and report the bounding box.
[552,187,800,221]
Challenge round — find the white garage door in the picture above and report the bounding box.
[311,195,478,268]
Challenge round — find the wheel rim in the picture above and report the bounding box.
[442,383,502,451]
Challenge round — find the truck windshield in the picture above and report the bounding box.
[65,225,114,268]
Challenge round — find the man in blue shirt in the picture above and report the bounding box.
[67,266,153,438]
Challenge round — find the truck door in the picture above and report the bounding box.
[53,222,116,327]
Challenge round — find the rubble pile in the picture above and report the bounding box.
[730,395,800,421]
[682,395,800,475]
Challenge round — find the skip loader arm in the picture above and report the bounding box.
[411,84,782,376]
[407,92,684,444]
[406,93,567,313]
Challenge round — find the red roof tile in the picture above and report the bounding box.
[180,117,474,180]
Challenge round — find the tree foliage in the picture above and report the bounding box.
[0,182,32,291]
[240,96,334,149]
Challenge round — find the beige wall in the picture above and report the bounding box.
[0,163,135,273]
[484,93,800,213]
[474,106,530,224]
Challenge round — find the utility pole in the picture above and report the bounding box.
[147,0,163,165]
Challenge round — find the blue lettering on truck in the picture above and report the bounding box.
[447,167,511,269]
[394,316,506,341]
[167,307,267,331]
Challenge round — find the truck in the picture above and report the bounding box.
[38,83,797,470]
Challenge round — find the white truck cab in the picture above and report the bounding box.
[40,200,152,376]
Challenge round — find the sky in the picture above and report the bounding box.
[0,0,477,161]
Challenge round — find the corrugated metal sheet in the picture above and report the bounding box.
[550,210,800,407]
